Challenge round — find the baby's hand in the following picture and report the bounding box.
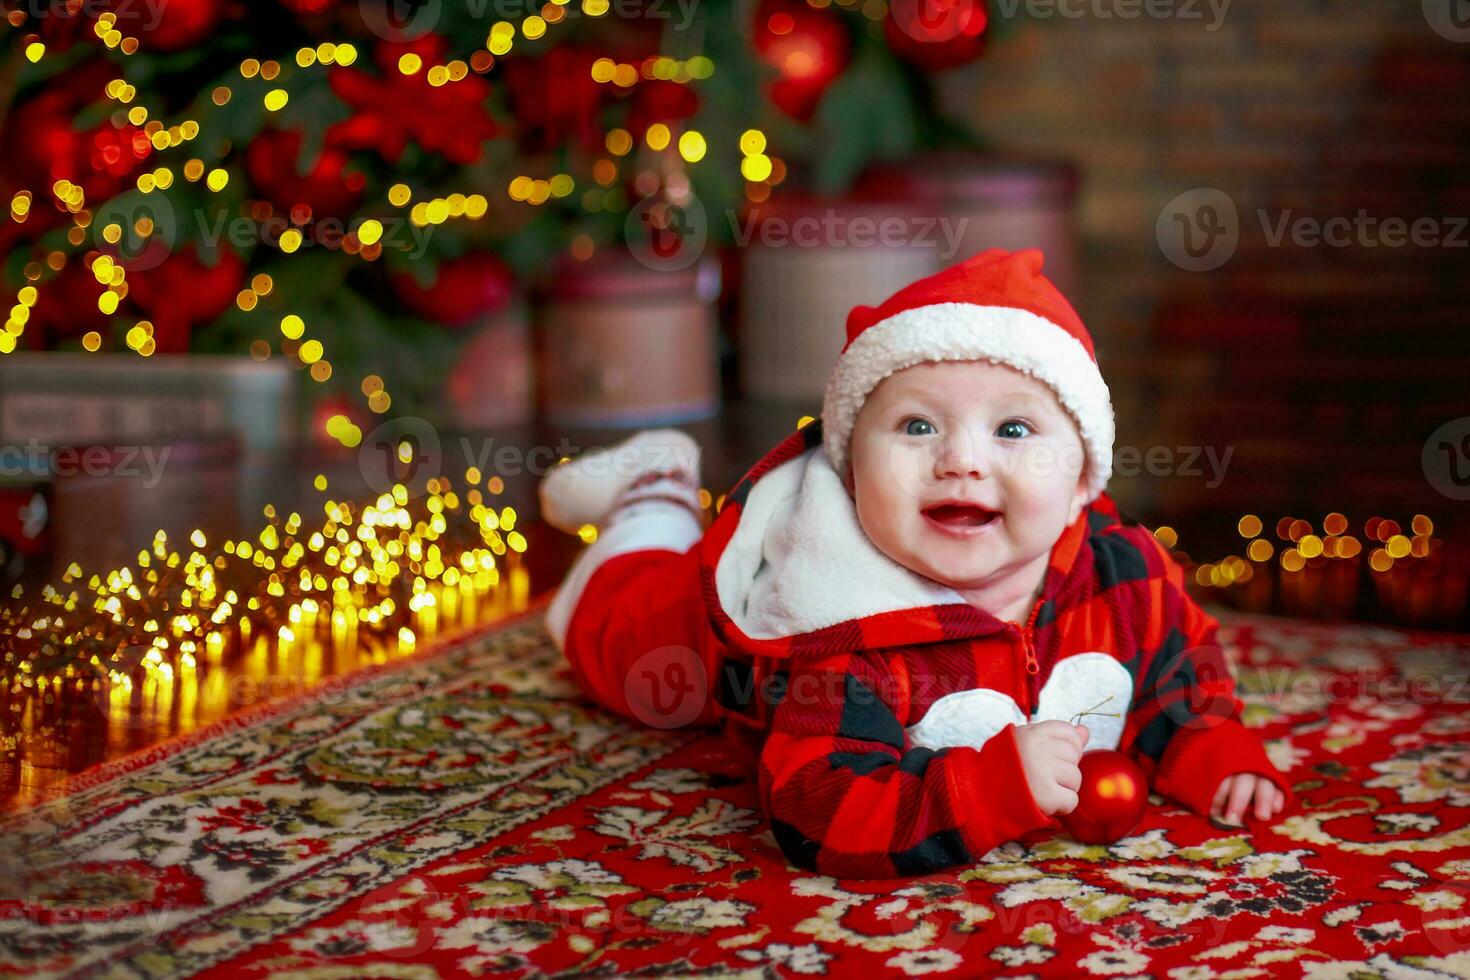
[1014,720,1089,816]
[1210,772,1285,825]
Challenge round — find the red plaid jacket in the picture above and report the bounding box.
[675,419,1295,879]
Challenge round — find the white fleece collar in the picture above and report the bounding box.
[713,446,965,640]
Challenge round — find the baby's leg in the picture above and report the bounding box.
[541,431,722,729]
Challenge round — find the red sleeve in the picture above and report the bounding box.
[758,651,1057,879]
[1123,534,1295,818]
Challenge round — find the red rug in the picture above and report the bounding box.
[5,602,1470,978]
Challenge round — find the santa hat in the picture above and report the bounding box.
[820,247,1114,504]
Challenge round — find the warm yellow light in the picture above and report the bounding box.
[601,130,631,158]
[678,130,707,163]
[741,154,773,182]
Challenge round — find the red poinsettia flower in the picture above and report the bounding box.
[328,34,497,165]
[126,246,246,352]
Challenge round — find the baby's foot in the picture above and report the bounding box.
[608,466,704,524]
[538,428,702,533]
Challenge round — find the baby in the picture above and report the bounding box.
[539,248,1293,879]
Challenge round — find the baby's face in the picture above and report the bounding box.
[843,359,1090,596]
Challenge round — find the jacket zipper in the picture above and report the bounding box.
[1013,597,1045,715]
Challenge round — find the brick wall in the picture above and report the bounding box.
[936,0,1470,545]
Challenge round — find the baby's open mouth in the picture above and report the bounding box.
[921,503,1000,527]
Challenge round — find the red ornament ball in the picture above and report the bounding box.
[113,0,223,51]
[751,0,851,121]
[884,0,989,71]
[392,253,517,329]
[246,128,366,221]
[310,392,368,449]
[278,0,339,13]
[1056,749,1148,845]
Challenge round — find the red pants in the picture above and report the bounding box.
[548,502,727,733]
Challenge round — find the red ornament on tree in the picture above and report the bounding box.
[392,252,516,329]
[112,0,224,51]
[246,128,366,221]
[310,391,369,450]
[277,0,339,14]
[1057,749,1149,845]
[751,0,851,121]
[0,62,153,203]
[884,0,989,71]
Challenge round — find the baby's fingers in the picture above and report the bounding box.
[1209,778,1231,820]
[1254,782,1276,821]
[1224,776,1255,824]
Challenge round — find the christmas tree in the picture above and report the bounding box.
[0,0,993,437]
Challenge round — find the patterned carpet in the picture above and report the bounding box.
[5,602,1470,978]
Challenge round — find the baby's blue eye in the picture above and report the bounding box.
[996,420,1032,439]
[903,418,936,436]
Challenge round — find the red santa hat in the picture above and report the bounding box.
[821,247,1114,504]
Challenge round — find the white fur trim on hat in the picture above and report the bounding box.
[820,302,1115,503]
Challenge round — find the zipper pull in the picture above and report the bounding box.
[1021,597,1044,676]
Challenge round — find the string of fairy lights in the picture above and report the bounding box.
[1,466,535,698]
[1156,513,1440,586]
